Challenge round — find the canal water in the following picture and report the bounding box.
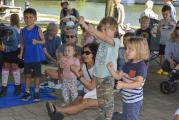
[6,0,179,26]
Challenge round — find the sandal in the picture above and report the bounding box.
[46,101,64,120]
[46,101,56,118]
[52,112,64,120]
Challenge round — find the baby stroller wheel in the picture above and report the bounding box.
[170,82,178,93]
[160,81,170,94]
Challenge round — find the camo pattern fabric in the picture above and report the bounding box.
[96,76,114,120]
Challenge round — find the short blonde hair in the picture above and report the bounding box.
[139,16,150,23]
[98,16,118,32]
[126,36,149,61]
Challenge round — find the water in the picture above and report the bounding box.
[6,0,179,26]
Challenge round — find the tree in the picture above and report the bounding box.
[105,0,114,17]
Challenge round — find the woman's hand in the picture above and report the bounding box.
[70,65,80,75]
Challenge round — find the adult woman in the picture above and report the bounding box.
[44,29,81,79]
[161,21,179,75]
[46,43,99,120]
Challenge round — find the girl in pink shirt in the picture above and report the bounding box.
[59,43,80,104]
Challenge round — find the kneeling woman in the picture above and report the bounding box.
[46,43,99,120]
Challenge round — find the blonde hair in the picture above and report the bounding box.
[98,16,118,32]
[170,21,179,42]
[139,16,150,23]
[10,14,20,28]
[126,37,149,61]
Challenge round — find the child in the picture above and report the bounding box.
[19,8,45,101]
[117,32,135,71]
[0,14,21,97]
[61,8,78,33]
[107,36,149,120]
[59,43,80,104]
[79,16,120,120]
[136,16,153,50]
[157,5,176,75]
[163,0,176,21]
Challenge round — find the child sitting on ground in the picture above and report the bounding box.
[58,43,80,104]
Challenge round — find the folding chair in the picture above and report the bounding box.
[149,18,161,66]
[149,32,161,66]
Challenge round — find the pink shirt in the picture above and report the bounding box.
[62,57,80,80]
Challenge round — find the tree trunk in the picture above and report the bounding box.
[105,0,114,17]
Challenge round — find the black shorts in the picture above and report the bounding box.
[2,50,19,64]
[159,44,166,55]
[24,62,41,77]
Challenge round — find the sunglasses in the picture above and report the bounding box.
[66,35,75,38]
[176,27,179,30]
[82,51,91,55]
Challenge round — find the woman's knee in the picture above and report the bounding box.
[3,63,10,70]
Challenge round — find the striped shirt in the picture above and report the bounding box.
[121,60,147,103]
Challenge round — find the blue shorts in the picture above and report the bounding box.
[122,100,143,120]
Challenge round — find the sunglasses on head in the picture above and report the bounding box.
[66,35,75,38]
[176,27,179,30]
[82,51,91,55]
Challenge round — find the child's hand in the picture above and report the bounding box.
[78,16,85,24]
[116,81,123,89]
[107,62,114,72]
[32,39,38,45]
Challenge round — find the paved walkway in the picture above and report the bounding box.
[0,63,179,120]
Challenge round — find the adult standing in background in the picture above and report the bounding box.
[113,0,125,35]
[163,0,176,21]
[59,0,80,43]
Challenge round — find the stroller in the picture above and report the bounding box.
[160,70,179,94]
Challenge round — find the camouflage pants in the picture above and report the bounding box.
[96,76,114,120]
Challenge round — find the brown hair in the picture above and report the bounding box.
[126,36,149,61]
[98,16,118,33]
[170,21,179,42]
[64,43,77,57]
[10,14,20,28]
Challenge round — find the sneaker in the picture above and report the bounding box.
[157,69,163,75]
[21,92,31,101]
[34,92,40,102]
[162,71,169,76]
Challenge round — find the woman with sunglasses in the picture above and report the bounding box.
[46,43,99,120]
